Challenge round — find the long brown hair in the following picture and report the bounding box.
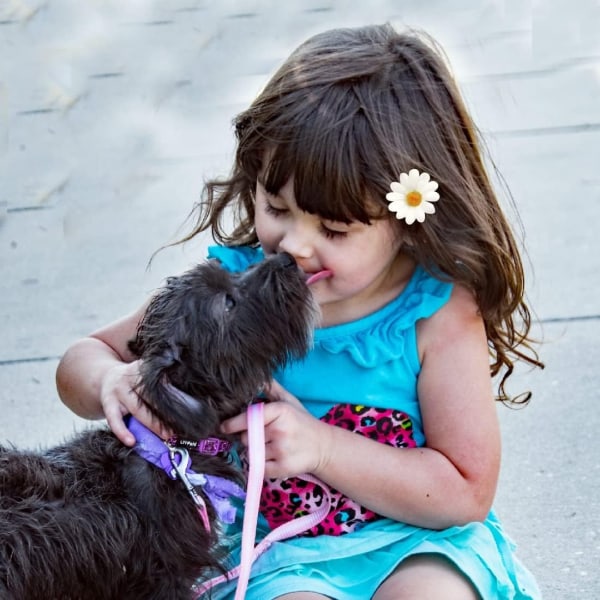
[178,23,543,402]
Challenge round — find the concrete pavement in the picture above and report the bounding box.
[1,1,599,597]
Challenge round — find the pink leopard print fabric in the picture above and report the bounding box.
[260,403,417,536]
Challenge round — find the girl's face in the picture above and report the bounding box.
[254,176,409,326]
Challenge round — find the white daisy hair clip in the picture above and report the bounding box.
[386,169,440,225]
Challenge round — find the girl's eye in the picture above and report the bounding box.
[264,200,288,217]
[320,223,349,240]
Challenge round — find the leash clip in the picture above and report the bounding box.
[168,447,211,531]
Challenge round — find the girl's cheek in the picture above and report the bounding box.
[254,219,272,249]
[256,228,277,254]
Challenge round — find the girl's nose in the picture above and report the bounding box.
[278,223,315,259]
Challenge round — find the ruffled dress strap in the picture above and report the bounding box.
[313,265,453,370]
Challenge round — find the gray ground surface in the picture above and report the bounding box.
[1,1,599,598]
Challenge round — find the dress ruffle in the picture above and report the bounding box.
[314,267,452,368]
[211,512,541,600]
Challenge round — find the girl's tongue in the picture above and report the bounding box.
[306,269,332,286]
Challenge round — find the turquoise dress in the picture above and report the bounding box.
[205,245,541,600]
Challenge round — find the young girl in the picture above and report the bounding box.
[57,23,544,599]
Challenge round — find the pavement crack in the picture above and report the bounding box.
[491,123,600,138]
[538,314,600,324]
[0,356,61,366]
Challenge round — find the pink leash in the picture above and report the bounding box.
[195,402,330,599]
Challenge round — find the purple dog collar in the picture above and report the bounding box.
[126,416,245,525]
[167,435,232,457]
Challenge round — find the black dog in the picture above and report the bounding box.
[0,252,316,600]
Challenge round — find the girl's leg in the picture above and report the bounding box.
[373,554,480,600]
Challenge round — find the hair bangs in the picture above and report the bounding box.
[262,86,386,225]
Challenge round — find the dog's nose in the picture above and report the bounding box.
[278,252,297,268]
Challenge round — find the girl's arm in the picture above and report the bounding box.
[223,285,501,529]
[56,302,171,446]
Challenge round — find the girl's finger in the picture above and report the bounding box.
[134,404,174,441]
[262,380,286,402]
[220,411,249,435]
[263,381,304,409]
[104,402,136,447]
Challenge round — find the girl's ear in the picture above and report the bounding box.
[399,235,416,256]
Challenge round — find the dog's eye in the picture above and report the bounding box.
[224,294,236,312]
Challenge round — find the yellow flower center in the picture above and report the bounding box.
[406,191,422,207]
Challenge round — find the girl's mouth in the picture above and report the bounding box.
[306,270,333,286]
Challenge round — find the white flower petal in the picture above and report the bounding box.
[421,193,439,205]
[389,181,403,194]
[422,180,439,192]
[407,175,421,189]
[387,200,405,213]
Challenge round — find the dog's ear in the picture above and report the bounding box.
[159,380,219,438]
[136,353,218,437]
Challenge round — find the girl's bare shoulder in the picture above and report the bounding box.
[417,282,484,359]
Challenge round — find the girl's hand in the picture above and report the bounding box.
[100,360,172,447]
[221,383,333,479]
[261,379,306,410]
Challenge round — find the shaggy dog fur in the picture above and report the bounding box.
[0,252,315,600]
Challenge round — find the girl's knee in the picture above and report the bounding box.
[373,554,480,600]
